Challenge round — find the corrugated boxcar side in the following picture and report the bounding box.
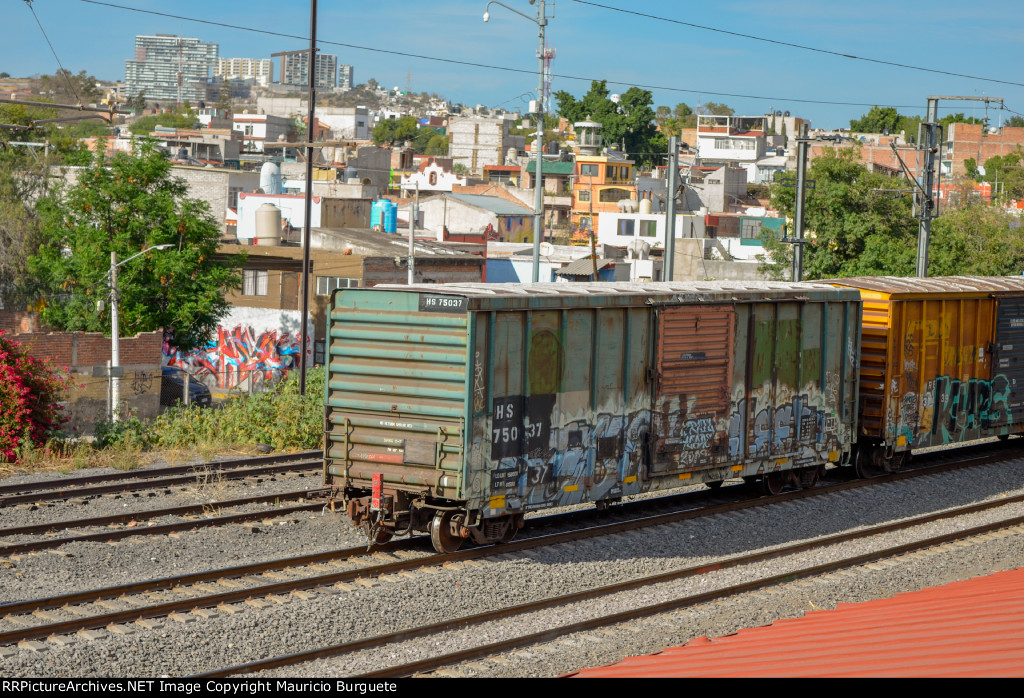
[325,290,470,500]
[651,296,859,481]
[469,303,653,516]
[888,296,997,448]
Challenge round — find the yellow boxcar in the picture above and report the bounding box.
[829,276,1024,476]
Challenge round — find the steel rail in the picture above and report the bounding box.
[2,450,1020,651]
[0,450,320,497]
[0,459,321,507]
[0,489,331,557]
[200,501,1024,678]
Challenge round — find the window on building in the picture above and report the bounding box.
[228,186,243,209]
[599,188,632,203]
[606,165,616,180]
[639,220,657,237]
[243,124,254,136]
[315,276,360,295]
[242,269,268,296]
[578,190,591,202]
[580,164,598,177]
[741,219,762,240]
[429,171,438,186]
[618,219,635,236]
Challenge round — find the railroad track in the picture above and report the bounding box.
[2,445,1020,657]
[198,487,1024,678]
[0,487,331,557]
[0,450,321,506]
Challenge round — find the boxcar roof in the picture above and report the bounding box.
[367,280,854,301]
[828,276,1024,296]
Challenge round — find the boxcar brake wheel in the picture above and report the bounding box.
[430,511,465,554]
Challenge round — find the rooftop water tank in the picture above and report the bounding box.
[371,199,398,234]
[254,203,281,247]
[259,162,282,195]
[639,197,652,214]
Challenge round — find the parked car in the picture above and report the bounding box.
[160,366,212,408]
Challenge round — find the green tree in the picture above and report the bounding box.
[1006,116,1024,128]
[214,78,233,114]
[850,106,903,133]
[128,111,199,135]
[764,147,918,279]
[0,100,87,306]
[27,141,244,353]
[372,116,419,146]
[929,201,1024,275]
[36,69,101,106]
[972,148,1024,201]
[554,81,663,165]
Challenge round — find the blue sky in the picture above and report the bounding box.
[5,0,1023,130]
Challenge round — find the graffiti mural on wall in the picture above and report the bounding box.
[164,325,305,390]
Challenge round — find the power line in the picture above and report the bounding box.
[76,0,927,111]
[572,0,1024,90]
[23,0,83,104]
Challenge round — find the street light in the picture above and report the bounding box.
[108,244,173,422]
[484,0,548,283]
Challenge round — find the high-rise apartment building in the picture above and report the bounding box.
[339,65,354,90]
[272,50,337,88]
[214,58,274,87]
[125,34,218,104]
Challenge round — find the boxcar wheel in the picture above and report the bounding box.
[854,446,879,479]
[430,511,465,554]
[760,471,784,496]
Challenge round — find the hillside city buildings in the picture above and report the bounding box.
[124,34,219,104]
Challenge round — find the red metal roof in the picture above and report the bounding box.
[567,568,1024,678]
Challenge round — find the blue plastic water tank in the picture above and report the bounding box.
[371,199,398,233]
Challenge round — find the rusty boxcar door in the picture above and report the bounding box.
[650,304,735,473]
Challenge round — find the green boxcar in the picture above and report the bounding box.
[325,282,861,552]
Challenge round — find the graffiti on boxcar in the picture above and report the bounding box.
[727,395,831,459]
[929,374,1012,443]
[473,350,485,413]
[488,400,650,507]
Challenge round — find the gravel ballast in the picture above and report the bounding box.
[1,452,1022,677]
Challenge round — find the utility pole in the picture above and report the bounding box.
[664,136,678,282]
[916,95,1003,277]
[408,183,418,284]
[298,0,317,395]
[792,123,810,281]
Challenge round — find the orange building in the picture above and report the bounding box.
[570,119,636,236]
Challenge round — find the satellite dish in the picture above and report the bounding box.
[539,242,554,256]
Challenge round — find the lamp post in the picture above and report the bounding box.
[109,244,173,422]
[484,0,548,282]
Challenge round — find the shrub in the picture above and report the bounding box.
[147,367,326,452]
[0,331,72,462]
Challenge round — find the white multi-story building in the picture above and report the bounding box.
[124,34,218,104]
[214,58,274,87]
[339,65,354,90]
[232,113,293,154]
[272,50,337,88]
[696,115,767,183]
[316,107,370,140]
